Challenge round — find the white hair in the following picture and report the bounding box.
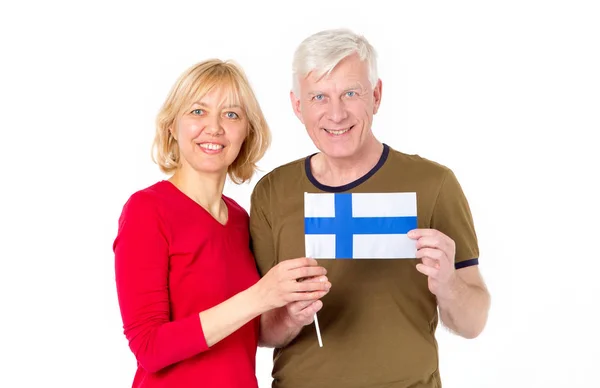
[292,28,378,95]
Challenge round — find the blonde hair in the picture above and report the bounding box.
[152,59,271,184]
[292,28,378,95]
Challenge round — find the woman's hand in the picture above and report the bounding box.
[252,257,331,312]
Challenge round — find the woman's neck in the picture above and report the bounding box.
[169,166,228,219]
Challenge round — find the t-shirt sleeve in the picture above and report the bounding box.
[113,192,209,373]
[249,178,277,277]
[430,168,480,269]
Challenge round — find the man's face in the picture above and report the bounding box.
[291,53,382,160]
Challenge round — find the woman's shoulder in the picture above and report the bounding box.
[121,181,173,214]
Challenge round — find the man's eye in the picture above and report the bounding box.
[314,94,324,101]
[346,91,356,97]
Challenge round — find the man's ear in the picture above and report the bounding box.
[373,79,382,114]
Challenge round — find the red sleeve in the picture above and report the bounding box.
[113,191,209,373]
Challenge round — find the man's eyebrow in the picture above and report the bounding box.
[342,84,363,92]
[306,85,363,96]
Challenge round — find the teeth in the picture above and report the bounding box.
[326,128,350,135]
[199,143,224,150]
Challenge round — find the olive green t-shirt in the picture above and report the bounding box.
[249,144,479,388]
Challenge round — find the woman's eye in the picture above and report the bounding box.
[226,112,239,119]
[191,109,204,115]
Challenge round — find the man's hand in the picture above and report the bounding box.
[408,228,457,298]
[258,277,329,348]
[408,228,490,338]
[281,298,324,329]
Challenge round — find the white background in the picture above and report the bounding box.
[1,1,598,387]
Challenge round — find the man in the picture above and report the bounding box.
[250,28,490,388]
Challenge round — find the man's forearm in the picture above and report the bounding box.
[438,275,490,339]
[259,307,303,348]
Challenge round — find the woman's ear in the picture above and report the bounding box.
[169,126,177,141]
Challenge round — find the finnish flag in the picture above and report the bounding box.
[304,192,418,259]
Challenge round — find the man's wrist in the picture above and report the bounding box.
[437,273,464,302]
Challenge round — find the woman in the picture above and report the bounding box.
[113,59,331,387]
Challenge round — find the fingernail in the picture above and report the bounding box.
[319,276,327,282]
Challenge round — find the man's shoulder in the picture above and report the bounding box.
[386,145,452,180]
[253,156,307,192]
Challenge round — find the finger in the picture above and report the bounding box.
[297,274,327,282]
[416,263,438,278]
[280,257,319,270]
[415,237,444,250]
[417,251,444,270]
[297,275,329,283]
[408,228,440,239]
[287,290,329,302]
[409,229,454,248]
[296,300,323,317]
[416,247,455,276]
[421,257,439,269]
[420,239,454,259]
[294,279,331,293]
[307,300,324,314]
[416,247,444,261]
[288,266,327,281]
[289,300,323,325]
[287,300,317,314]
[287,299,323,315]
[437,253,454,274]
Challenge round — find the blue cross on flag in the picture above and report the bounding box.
[304,192,418,259]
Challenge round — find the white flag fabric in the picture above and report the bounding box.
[304,192,418,259]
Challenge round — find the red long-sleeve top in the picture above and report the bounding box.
[114,180,260,387]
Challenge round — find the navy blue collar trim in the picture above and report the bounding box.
[304,143,390,193]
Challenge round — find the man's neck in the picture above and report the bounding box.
[310,139,384,187]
